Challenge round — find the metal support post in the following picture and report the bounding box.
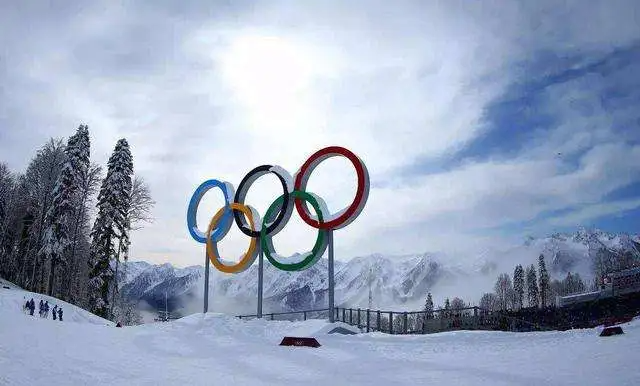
[473,307,478,329]
[257,247,263,318]
[328,230,335,322]
[203,251,209,314]
[366,309,370,332]
[403,312,408,334]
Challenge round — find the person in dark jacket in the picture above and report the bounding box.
[29,299,35,316]
[57,308,63,322]
[38,300,44,317]
[52,305,58,320]
[43,301,49,318]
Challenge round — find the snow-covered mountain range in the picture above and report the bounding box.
[121,228,639,318]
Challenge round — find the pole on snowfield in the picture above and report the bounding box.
[257,247,264,318]
[328,230,335,323]
[203,250,209,314]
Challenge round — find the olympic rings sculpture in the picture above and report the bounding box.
[186,146,370,273]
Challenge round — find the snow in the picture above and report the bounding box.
[0,279,112,326]
[2,284,640,385]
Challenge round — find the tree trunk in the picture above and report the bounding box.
[47,259,56,296]
[66,188,88,302]
[110,238,123,320]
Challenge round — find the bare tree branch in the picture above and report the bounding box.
[129,175,155,231]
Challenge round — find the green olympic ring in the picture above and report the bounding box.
[261,190,329,271]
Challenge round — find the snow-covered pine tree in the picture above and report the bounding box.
[513,264,525,310]
[88,139,133,318]
[560,272,586,296]
[443,298,451,318]
[110,142,134,318]
[526,264,538,308]
[59,126,92,302]
[424,292,434,319]
[538,255,551,308]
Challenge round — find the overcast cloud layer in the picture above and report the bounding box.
[1,1,639,267]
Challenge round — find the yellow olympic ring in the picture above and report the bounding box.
[205,203,258,274]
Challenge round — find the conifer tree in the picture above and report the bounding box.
[526,264,538,308]
[513,264,525,310]
[538,255,551,308]
[443,298,451,318]
[88,139,133,318]
[424,292,434,319]
[561,272,586,295]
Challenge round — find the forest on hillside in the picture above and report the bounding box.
[0,125,154,324]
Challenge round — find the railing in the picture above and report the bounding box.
[235,306,551,334]
[237,308,330,322]
[332,306,551,334]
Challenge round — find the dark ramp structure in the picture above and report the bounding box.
[279,337,321,348]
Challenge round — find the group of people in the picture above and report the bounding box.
[23,298,63,321]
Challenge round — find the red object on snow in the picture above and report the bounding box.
[279,337,321,348]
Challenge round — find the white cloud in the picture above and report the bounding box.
[1,1,639,269]
[547,198,640,227]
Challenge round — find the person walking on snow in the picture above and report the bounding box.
[57,308,63,322]
[52,305,58,320]
[29,299,35,316]
[38,300,44,317]
[43,301,49,318]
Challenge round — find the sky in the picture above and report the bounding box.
[1,1,639,268]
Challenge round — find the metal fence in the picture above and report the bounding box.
[332,306,551,334]
[237,308,330,322]
[236,306,550,334]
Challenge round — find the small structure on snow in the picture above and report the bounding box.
[279,336,321,348]
[600,326,624,337]
[327,326,358,335]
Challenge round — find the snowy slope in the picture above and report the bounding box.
[1,289,639,386]
[0,278,113,326]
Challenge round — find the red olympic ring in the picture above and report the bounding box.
[294,146,370,230]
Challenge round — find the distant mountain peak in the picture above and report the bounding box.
[125,228,638,319]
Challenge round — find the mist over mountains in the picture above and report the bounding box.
[121,228,639,320]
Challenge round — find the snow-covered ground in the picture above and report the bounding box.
[1,283,639,385]
[0,280,113,326]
